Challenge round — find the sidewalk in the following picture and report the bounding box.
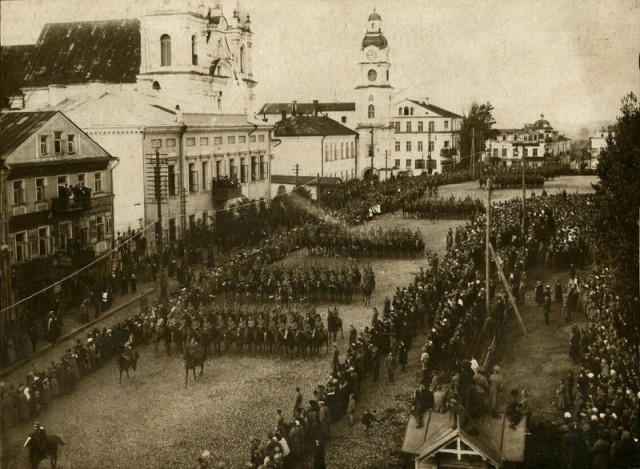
[1,283,156,380]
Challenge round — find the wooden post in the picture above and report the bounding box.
[488,243,528,336]
[486,177,491,318]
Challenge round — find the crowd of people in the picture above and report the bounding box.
[318,171,473,224]
[478,171,545,189]
[401,196,484,221]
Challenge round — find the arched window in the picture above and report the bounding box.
[341,143,344,159]
[152,81,161,90]
[217,39,223,58]
[369,95,374,102]
[404,106,409,116]
[399,108,402,116]
[218,98,222,110]
[410,107,414,116]
[160,34,171,66]
[240,46,246,73]
[368,104,375,119]
[191,35,198,65]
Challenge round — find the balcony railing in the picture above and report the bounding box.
[440,148,458,158]
[52,194,114,213]
[212,186,242,201]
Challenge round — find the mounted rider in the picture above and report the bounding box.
[24,421,47,452]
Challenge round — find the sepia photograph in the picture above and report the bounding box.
[0,0,639,468]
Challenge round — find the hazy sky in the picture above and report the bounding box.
[2,0,639,134]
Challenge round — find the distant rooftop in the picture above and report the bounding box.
[259,102,356,115]
[273,115,358,137]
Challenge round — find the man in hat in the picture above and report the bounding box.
[293,387,303,417]
[385,352,396,382]
[489,365,504,418]
[25,421,47,453]
[543,290,552,325]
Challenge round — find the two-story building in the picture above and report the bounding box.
[270,114,359,197]
[588,127,615,169]
[392,99,462,174]
[0,111,116,313]
[485,115,571,167]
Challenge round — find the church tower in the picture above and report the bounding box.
[355,10,394,179]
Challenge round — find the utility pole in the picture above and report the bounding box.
[485,177,492,318]
[370,128,374,179]
[521,146,526,239]
[317,172,321,203]
[151,140,168,298]
[471,127,476,179]
[384,151,388,180]
[293,163,301,190]
[428,126,432,175]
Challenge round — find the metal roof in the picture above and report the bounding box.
[362,32,388,50]
[407,100,463,119]
[0,111,58,156]
[0,45,37,103]
[273,115,358,137]
[259,102,356,115]
[1,19,140,90]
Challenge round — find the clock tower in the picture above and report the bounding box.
[355,10,394,179]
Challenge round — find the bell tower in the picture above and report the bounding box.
[355,10,394,179]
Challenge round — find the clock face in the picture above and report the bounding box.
[368,69,377,82]
[366,49,377,60]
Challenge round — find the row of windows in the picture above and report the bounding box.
[39,132,76,157]
[325,142,356,162]
[160,34,247,73]
[12,173,104,206]
[502,133,550,142]
[153,134,265,149]
[492,147,539,158]
[168,157,268,195]
[394,121,448,132]
[393,159,431,169]
[394,141,447,152]
[13,215,112,262]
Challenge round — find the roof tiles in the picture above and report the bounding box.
[0,111,58,156]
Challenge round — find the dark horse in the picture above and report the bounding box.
[26,434,65,469]
[117,350,139,384]
[184,344,207,387]
[327,307,343,343]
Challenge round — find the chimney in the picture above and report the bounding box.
[313,100,319,117]
[175,104,183,124]
[292,100,297,116]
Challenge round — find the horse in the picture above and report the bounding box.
[25,434,65,469]
[310,328,328,355]
[184,344,207,387]
[327,308,343,343]
[282,329,296,358]
[152,323,165,357]
[117,350,139,384]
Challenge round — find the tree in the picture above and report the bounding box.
[592,92,640,314]
[459,102,500,171]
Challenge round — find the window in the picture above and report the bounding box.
[418,121,424,132]
[161,34,171,66]
[13,180,25,205]
[36,178,46,201]
[399,108,402,116]
[493,148,498,158]
[15,232,27,262]
[230,159,238,180]
[428,121,435,132]
[240,158,248,183]
[169,218,177,242]
[191,35,198,65]
[240,46,246,73]
[57,176,67,197]
[96,216,105,241]
[228,136,236,144]
[368,104,375,119]
[166,138,176,148]
[410,107,414,116]
[325,145,329,162]
[533,148,539,157]
[151,139,162,148]
[346,143,350,159]
[341,116,347,124]
[444,120,449,129]
[202,212,208,227]
[217,39,223,58]
[214,137,223,145]
[168,165,177,196]
[429,141,434,152]
[260,155,267,180]
[395,141,401,152]
[189,164,199,192]
[406,122,412,132]
[351,142,354,158]
[369,95,374,102]
[258,135,265,142]
[404,106,409,116]
[502,134,507,141]
[40,135,49,155]
[406,159,412,168]
[67,134,76,154]
[444,140,450,148]
[368,69,377,81]
[54,132,63,154]
[341,143,344,159]
[215,160,223,179]
[239,136,246,143]
[38,227,49,256]
[513,148,519,157]
[406,141,412,152]
[334,145,338,160]
[417,141,423,152]
[394,121,400,132]
[94,172,103,192]
[202,161,208,190]
[251,156,259,181]
[523,148,528,157]
[395,159,400,168]
[59,222,71,251]
[186,138,196,147]
[250,135,256,143]
[189,214,196,230]
[502,148,507,157]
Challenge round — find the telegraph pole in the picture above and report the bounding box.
[151,141,168,298]
[384,151,388,180]
[521,147,526,239]
[293,163,301,190]
[485,177,492,317]
[471,127,476,179]
[370,128,374,179]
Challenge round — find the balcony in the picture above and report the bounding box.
[52,194,113,214]
[440,148,458,159]
[211,178,242,201]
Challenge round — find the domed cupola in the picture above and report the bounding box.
[362,9,388,50]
